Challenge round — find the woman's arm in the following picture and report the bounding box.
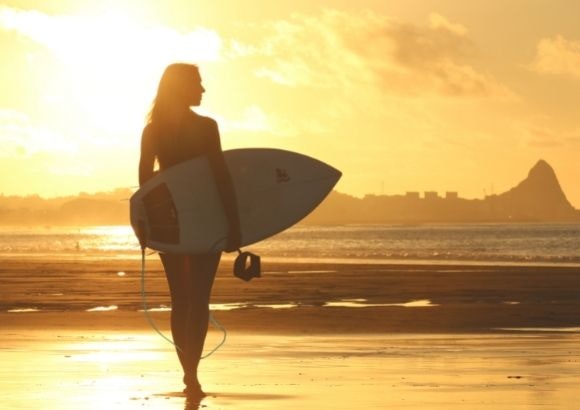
[206,120,242,252]
[139,125,156,186]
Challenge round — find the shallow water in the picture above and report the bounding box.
[1,223,579,264]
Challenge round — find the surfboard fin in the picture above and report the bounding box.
[234,250,261,282]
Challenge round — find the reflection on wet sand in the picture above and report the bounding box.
[253,303,298,309]
[324,298,439,308]
[497,327,580,332]
[2,330,579,409]
[86,305,118,312]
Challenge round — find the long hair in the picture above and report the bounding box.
[147,63,200,128]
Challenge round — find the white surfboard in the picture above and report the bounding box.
[130,148,341,253]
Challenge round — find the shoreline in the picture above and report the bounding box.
[2,252,580,268]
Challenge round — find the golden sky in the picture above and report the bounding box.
[1,0,579,206]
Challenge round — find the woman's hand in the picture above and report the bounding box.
[225,225,242,252]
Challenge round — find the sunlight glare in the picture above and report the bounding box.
[70,337,163,363]
[0,6,222,138]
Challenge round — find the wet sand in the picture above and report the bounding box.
[2,257,580,332]
[1,257,580,408]
[2,330,579,409]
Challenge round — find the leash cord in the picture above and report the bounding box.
[140,248,227,359]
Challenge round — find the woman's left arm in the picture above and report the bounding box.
[206,120,242,252]
[139,125,156,186]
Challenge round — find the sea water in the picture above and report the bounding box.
[0,223,578,265]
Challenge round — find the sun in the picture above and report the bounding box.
[0,3,228,196]
[13,5,223,137]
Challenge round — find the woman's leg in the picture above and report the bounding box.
[182,253,221,389]
[160,253,190,378]
[160,252,221,392]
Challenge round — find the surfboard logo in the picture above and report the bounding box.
[276,168,290,183]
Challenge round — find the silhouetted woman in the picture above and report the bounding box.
[139,63,241,398]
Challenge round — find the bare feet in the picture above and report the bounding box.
[184,383,205,399]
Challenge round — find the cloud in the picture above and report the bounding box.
[0,6,222,65]
[47,161,94,177]
[531,35,580,77]
[0,5,222,116]
[428,12,467,36]
[229,9,512,99]
[0,6,225,140]
[524,122,580,148]
[525,125,564,148]
[201,104,300,139]
[217,105,271,133]
[0,108,76,157]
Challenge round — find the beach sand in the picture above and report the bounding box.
[1,257,580,408]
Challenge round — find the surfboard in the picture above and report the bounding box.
[130,148,341,253]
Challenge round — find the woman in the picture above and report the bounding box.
[139,63,242,398]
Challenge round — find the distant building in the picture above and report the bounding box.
[445,192,458,199]
[405,192,420,199]
[424,191,439,200]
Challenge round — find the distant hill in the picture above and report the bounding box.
[0,188,132,226]
[487,160,577,220]
[0,160,578,226]
[302,160,580,224]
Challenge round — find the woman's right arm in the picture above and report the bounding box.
[139,125,155,186]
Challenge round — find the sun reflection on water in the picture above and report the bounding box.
[78,225,138,252]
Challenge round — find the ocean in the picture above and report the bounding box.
[0,223,579,265]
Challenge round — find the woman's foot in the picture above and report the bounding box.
[183,383,205,399]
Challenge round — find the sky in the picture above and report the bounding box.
[1,0,579,207]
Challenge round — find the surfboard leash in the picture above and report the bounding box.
[140,248,184,354]
[140,248,227,360]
